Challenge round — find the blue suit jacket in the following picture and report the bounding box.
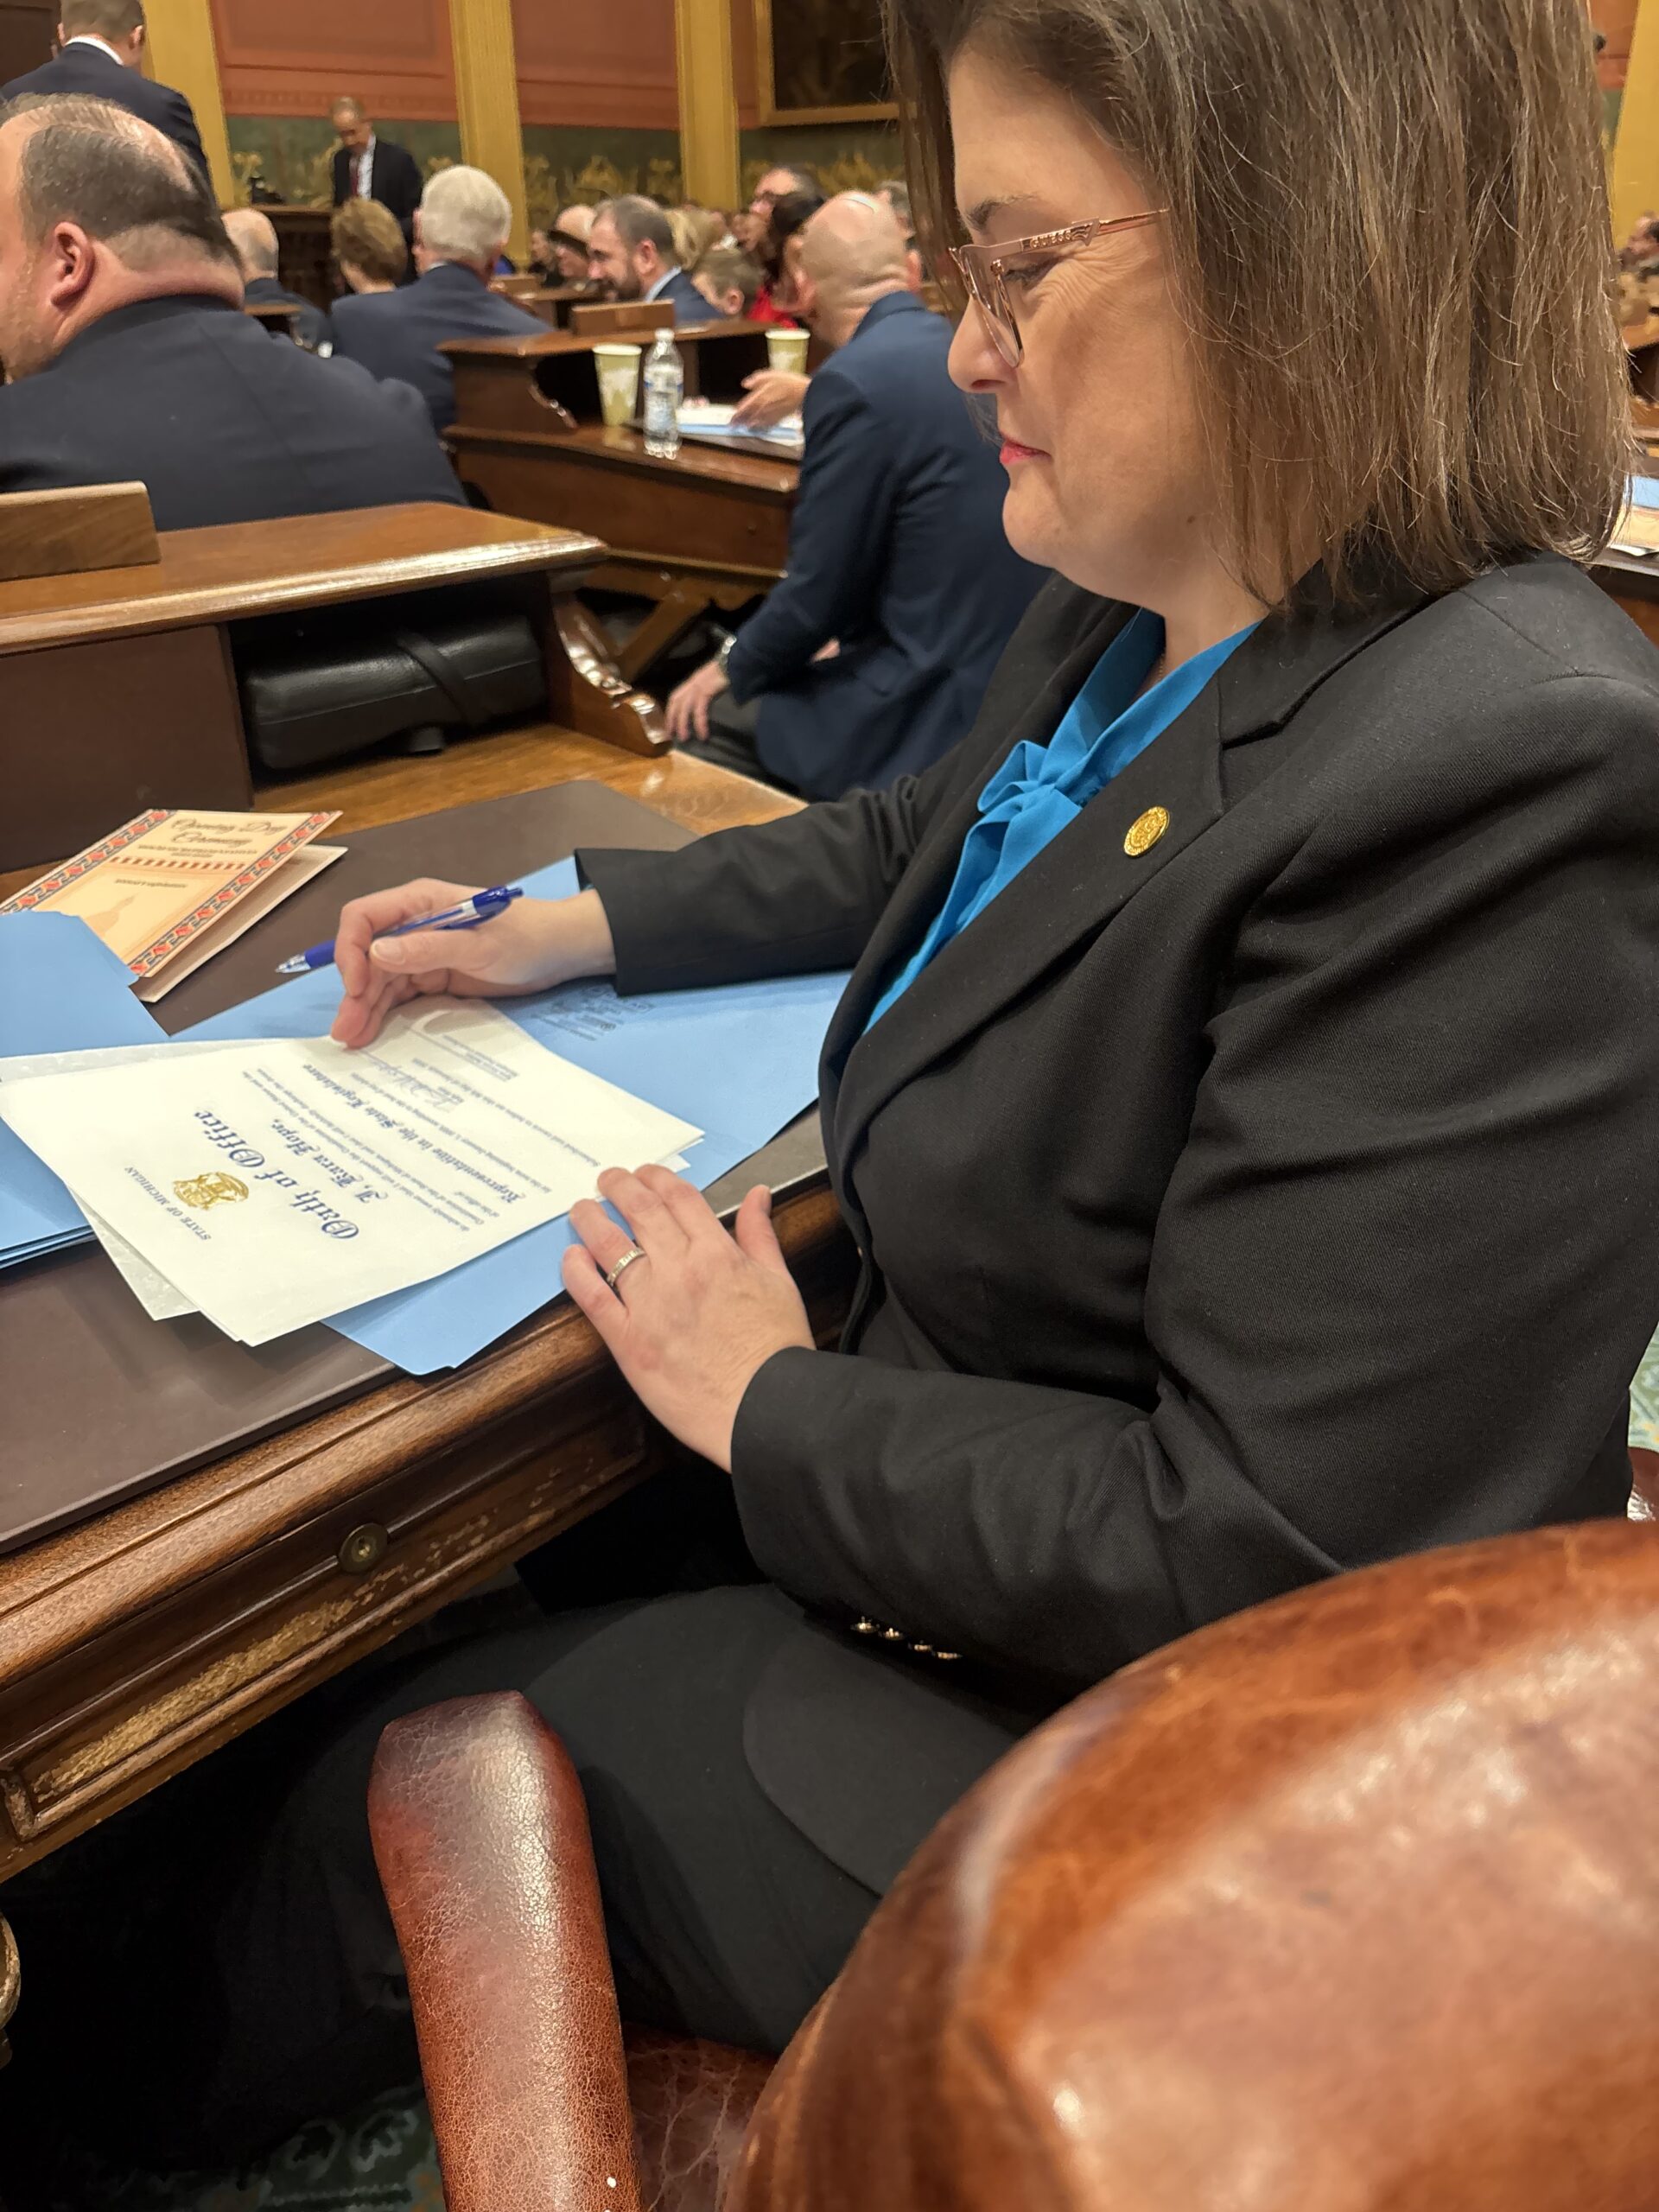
[331,262,547,432]
[1,41,207,178]
[725,291,1044,798]
[0,296,464,531]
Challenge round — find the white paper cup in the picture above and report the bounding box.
[766,329,810,373]
[593,342,643,426]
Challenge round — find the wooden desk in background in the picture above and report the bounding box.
[0,759,853,1923]
[0,502,681,877]
[245,300,302,342]
[267,206,337,315]
[445,321,800,686]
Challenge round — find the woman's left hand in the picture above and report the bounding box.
[563,1166,815,1470]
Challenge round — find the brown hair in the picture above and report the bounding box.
[696,244,763,311]
[59,0,142,39]
[883,0,1629,607]
[3,92,235,271]
[672,202,727,270]
[331,195,408,286]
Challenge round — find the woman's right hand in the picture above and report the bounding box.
[329,879,616,1048]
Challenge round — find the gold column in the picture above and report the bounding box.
[1614,0,1659,243]
[449,0,531,265]
[142,0,237,209]
[676,0,740,209]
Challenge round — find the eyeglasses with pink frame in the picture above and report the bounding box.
[949,212,1168,367]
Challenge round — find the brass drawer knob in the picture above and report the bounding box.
[338,1522,389,1575]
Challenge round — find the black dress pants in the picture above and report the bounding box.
[676,691,798,794]
[1,1494,880,2171]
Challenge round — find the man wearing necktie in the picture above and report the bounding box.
[328,97,422,253]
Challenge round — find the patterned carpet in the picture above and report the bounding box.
[47,2088,442,2212]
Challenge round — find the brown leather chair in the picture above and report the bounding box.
[369,1506,1659,2212]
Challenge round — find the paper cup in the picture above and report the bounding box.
[766,329,810,373]
[593,342,643,426]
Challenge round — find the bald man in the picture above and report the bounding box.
[0,96,462,527]
[223,207,332,351]
[666,191,1042,798]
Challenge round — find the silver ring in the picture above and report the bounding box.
[603,1245,647,1293]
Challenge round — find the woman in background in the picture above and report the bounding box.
[330,195,406,295]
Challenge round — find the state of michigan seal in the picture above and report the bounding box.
[174,1172,250,1211]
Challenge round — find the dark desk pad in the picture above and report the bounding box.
[1,781,827,1554]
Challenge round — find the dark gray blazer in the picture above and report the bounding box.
[581,556,1659,1893]
[244,276,331,355]
[0,39,207,176]
[330,261,546,433]
[0,296,463,529]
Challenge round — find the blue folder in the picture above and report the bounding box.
[0,913,166,1268]
[182,858,849,1372]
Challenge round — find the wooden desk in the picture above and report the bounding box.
[268,207,337,315]
[0,763,849,1895]
[0,503,659,875]
[245,301,301,342]
[446,325,799,688]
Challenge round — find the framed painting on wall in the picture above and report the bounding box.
[753,0,898,124]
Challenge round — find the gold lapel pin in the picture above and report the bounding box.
[1124,806,1170,857]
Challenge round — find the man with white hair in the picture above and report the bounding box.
[331,163,543,431]
[222,206,330,351]
[0,95,463,527]
[665,192,1041,797]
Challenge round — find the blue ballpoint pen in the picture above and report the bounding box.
[274,886,524,976]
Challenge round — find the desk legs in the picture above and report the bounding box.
[543,588,669,757]
[2,625,252,873]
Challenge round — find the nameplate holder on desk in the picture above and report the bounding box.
[0,483,159,585]
[569,300,676,340]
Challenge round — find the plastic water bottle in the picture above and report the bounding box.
[643,329,684,459]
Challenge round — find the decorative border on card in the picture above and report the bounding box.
[0,810,172,912]
[127,814,339,977]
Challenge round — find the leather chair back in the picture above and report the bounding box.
[730,1519,1659,2211]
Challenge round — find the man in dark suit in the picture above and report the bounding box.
[330,163,544,433]
[0,97,463,528]
[223,207,331,351]
[0,0,206,178]
[587,192,718,327]
[329,96,423,248]
[666,194,1043,797]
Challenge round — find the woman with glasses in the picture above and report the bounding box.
[29,0,1659,2164]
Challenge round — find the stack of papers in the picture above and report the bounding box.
[0,999,702,1345]
[677,399,804,454]
[0,914,168,1268]
[1611,475,1659,557]
[0,858,851,1371]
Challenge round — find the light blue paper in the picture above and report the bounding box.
[183,858,849,1371]
[1630,477,1659,511]
[0,913,167,1264]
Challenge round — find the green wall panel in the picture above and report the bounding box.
[519,126,683,230]
[227,117,463,208]
[739,121,902,200]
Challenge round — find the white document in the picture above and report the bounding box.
[0,1001,701,1345]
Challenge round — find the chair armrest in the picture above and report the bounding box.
[369,1692,642,2212]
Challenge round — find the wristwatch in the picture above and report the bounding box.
[715,632,737,676]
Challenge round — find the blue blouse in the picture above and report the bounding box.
[864,607,1259,1029]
